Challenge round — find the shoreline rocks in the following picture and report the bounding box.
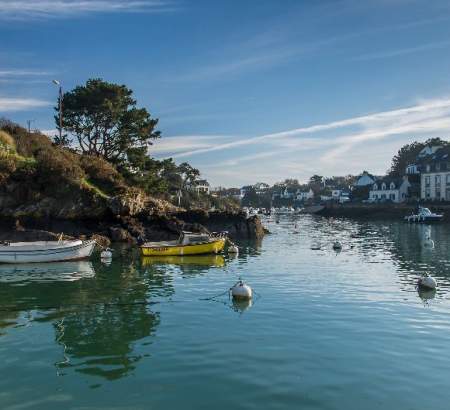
[0,209,266,244]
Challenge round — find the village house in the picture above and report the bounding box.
[420,146,450,200]
[191,179,210,195]
[369,177,410,203]
[354,171,376,187]
[296,188,314,201]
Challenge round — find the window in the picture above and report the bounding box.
[373,183,378,190]
[390,182,395,190]
[425,176,430,187]
[426,164,431,172]
[389,193,395,200]
[425,188,431,198]
[436,175,441,185]
[446,174,450,184]
[436,189,441,199]
[446,188,450,201]
[381,183,386,190]
[436,163,441,171]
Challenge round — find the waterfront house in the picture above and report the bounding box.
[192,179,210,195]
[296,188,314,201]
[369,177,410,203]
[354,171,376,187]
[420,146,450,200]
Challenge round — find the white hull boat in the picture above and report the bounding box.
[0,240,96,264]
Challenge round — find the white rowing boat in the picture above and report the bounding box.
[0,240,96,263]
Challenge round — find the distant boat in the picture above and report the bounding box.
[0,240,96,264]
[404,206,443,223]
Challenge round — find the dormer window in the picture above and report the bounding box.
[390,182,395,190]
[373,183,378,190]
[436,163,441,171]
[381,183,386,190]
[426,164,431,172]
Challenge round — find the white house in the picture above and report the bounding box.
[192,179,210,194]
[420,146,450,200]
[369,177,410,203]
[296,188,314,201]
[355,171,376,187]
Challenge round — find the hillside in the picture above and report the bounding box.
[0,120,263,243]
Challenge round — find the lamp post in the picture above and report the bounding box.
[52,80,62,142]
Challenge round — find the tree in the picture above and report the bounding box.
[57,78,160,163]
[389,138,449,177]
[178,162,200,190]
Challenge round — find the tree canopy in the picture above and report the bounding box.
[389,137,449,177]
[57,78,160,163]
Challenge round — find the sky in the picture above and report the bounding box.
[2,0,450,187]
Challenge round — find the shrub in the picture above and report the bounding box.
[80,154,125,194]
[0,130,15,151]
[35,146,85,188]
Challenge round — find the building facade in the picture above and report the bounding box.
[369,177,410,203]
[420,146,450,200]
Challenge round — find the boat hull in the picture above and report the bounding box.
[0,240,96,264]
[141,238,226,256]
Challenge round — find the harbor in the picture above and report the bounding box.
[1,215,450,409]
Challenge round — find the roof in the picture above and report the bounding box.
[372,176,404,189]
[357,171,375,180]
[196,179,209,186]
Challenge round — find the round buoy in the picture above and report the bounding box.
[228,245,239,255]
[332,241,342,251]
[417,275,437,290]
[100,248,113,259]
[231,280,252,301]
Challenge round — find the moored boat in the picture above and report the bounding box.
[404,206,443,223]
[0,240,96,264]
[140,231,226,256]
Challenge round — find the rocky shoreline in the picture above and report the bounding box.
[0,210,266,246]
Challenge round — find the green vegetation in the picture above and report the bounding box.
[0,79,234,212]
[389,137,450,177]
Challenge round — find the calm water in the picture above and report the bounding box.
[2,215,450,409]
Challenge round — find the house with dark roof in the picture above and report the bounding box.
[354,171,376,187]
[369,176,410,203]
[419,145,450,200]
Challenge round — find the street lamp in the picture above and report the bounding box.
[52,80,62,142]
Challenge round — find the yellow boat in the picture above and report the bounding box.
[140,231,226,257]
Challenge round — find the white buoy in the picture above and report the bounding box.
[228,245,239,255]
[417,274,437,290]
[231,280,252,301]
[332,241,342,251]
[100,248,113,259]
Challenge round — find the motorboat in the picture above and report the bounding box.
[404,206,443,223]
[140,231,226,256]
[0,240,96,264]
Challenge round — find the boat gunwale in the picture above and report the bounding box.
[0,240,96,255]
[140,238,225,250]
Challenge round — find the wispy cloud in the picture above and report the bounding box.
[0,97,50,111]
[0,69,53,77]
[352,40,450,61]
[0,0,176,20]
[160,96,450,185]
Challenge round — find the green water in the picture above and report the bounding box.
[1,215,450,409]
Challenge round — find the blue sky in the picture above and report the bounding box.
[2,0,450,187]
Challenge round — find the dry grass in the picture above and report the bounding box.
[0,130,16,150]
